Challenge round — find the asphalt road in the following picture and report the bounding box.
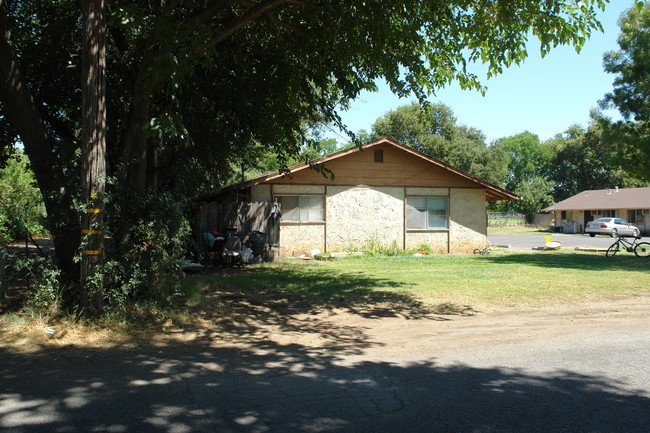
[2,300,649,433]
[1,234,649,432]
[488,232,642,251]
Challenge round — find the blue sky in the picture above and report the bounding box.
[328,1,636,144]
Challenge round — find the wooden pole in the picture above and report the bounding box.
[80,0,106,314]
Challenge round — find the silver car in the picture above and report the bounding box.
[585,218,640,237]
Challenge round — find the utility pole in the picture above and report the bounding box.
[80,0,106,314]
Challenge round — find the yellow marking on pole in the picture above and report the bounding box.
[83,208,102,214]
[82,250,102,255]
[82,229,104,235]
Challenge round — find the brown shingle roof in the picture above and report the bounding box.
[543,187,650,211]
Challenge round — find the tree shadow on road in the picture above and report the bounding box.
[1,337,648,433]
[2,260,646,432]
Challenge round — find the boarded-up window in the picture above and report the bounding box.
[374,149,384,163]
[406,197,448,229]
[277,195,324,222]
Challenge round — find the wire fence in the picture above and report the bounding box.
[487,212,527,227]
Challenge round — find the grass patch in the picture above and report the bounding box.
[191,250,649,313]
[3,250,647,346]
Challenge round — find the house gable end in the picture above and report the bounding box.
[266,141,479,188]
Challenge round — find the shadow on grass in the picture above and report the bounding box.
[481,250,650,272]
[189,264,475,318]
[0,337,647,433]
[174,264,476,347]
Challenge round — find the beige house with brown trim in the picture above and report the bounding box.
[543,187,650,235]
[203,138,518,254]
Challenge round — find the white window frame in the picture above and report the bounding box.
[405,196,449,230]
[275,195,325,223]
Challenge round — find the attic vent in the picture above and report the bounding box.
[374,149,384,163]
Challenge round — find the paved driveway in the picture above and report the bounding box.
[489,232,635,251]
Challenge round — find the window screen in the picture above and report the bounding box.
[406,197,448,229]
[277,195,324,222]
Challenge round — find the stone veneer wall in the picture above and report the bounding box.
[279,224,326,253]
[250,184,487,253]
[326,186,404,251]
[448,188,486,253]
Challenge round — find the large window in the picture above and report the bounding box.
[276,195,324,222]
[406,197,448,229]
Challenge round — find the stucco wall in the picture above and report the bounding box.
[404,232,449,253]
[267,184,488,253]
[326,186,404,251]
[448,188,487,253]
[279,224,325,254]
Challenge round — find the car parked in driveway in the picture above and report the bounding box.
[585,218,640,237]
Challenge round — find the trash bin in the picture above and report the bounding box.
[250,231,267,258]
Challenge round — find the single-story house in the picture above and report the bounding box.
[198,137,519,255]
[542,187,650,235]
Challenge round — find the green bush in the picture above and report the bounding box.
[0,150,46,242]
[0,214,12,246]
[95,192,192,317]
[361,238,410,257]
[3,253,65,314]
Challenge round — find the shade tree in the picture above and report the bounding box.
[0,0,609,309]
[370,102,509,186]
[599,1,650,182]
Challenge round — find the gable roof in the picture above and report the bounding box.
[543,187,650,211]
[222,137,519,201]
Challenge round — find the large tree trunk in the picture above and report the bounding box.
[80,0,106,314]
[0,9,80,285]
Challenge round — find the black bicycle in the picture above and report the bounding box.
[606,235,650,258]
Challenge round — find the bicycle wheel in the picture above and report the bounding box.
[634,242,650,258]
[473,248,482,255]
[606,242,620,257]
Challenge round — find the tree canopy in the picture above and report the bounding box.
[0,0,609,309]
[0,149,45,245]
[599,1,650,182]
[370,102,508,186]
[547,123,632,202]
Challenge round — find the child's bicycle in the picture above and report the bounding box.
[606,235,650,258]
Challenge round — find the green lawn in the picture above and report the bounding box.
[186,250,650,315]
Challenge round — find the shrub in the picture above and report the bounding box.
[0,150,46,242]
[3,253,65,315]
[96,192,192,317]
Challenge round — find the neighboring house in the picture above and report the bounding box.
[542,187,650,235]
[198,137,519,255]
